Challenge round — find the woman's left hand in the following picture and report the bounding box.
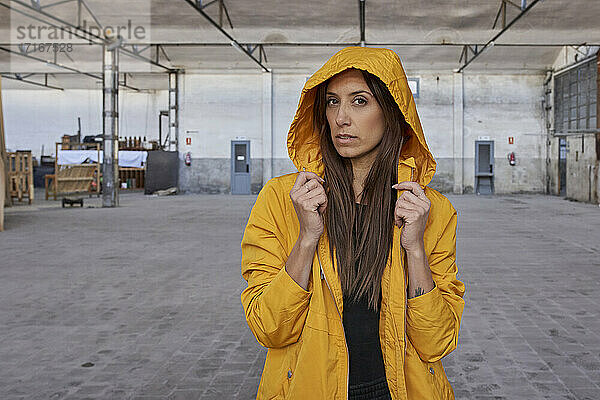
[392,181,431,253]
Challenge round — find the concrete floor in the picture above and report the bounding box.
[1,190,599,400]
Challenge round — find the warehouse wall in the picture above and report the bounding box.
[463,74,546,194]
[2,88,167,159]
[2,69,547,196]
[178,70,545,195]
[546,48,600,204]
[178,73,264,194]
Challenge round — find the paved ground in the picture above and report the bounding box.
[1,189,599,399]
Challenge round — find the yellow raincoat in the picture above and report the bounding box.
[241,47,466,399]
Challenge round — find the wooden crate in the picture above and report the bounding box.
[7,150,34,204]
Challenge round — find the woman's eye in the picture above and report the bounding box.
[354,97,367,105]
[326,98,338,106]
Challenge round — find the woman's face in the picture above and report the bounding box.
[325,69,385,166]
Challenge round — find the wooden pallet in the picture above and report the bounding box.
[46,164,98,200]
[8,151,34,204]
[45,142,100,200]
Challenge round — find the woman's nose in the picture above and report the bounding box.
[335,103,351,127]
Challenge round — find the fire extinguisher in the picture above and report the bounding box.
[507,152,516,166]
[184,152,192,166]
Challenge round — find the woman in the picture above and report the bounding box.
[241,47,466,400]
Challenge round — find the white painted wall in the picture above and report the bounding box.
[2,87,167,158]
[463,74,546,193]
[2,69,547,194]
[179,73,263,159]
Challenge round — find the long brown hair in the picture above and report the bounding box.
[313,68,410,311]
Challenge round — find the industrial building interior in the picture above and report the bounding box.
[0,0,599,399]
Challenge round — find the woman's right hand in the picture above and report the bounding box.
[289,171,327,244]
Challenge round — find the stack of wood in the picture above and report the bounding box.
[7,151,34,204]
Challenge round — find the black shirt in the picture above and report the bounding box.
[342,203,392,400]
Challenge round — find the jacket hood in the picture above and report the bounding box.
[287,46,436,186]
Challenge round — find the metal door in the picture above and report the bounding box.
[558,137,567,196]
[231,140,251,194]
[475,140,494,195]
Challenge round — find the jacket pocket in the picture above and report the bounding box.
[427,360,454,400]
[404,339,441,399]
[258,337,304,399]
[282,336,303,398]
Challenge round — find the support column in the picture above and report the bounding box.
[168,71,179,152]
[262,71,273,185]
[102,44,119,207]
[453,71,464,194]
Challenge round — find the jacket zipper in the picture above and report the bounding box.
[400,166,414,395]
[317,248,350,400]
[316,165,414,399]
[405,167,413,365]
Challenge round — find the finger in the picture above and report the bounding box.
[298,187,326,204]
[317,195,328,214]
[303,171,325,185]
[313,193,327,209]
[292,171,311,191]
[395,207,417,224]
[393,181,427,200]
[396,197,420,211]
[399,190,429,209]
[298,192,327,212]
[304,179,320,192]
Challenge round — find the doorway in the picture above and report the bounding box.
[558,137,567,196]
[231,140,251,194]
[475,140,494,195]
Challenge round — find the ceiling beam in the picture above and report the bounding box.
[2,42,597,48]
[3,0,174,72]
[181,0,270,72]
[1,73,64,90]
[0,45,101,79]
[456,0,542,72]
[0,47,142,91]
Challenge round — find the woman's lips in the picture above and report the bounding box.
[335,134,357,144]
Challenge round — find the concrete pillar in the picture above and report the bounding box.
[453,71,464,194]
[168,71,179,152]
[262,71,273,185]
[102,44,119,207]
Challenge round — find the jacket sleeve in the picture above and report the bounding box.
[240,179,312,349]
[405,205,466,363]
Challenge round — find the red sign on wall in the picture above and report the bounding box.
[186,137,192,145]
[508,137,514,144]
